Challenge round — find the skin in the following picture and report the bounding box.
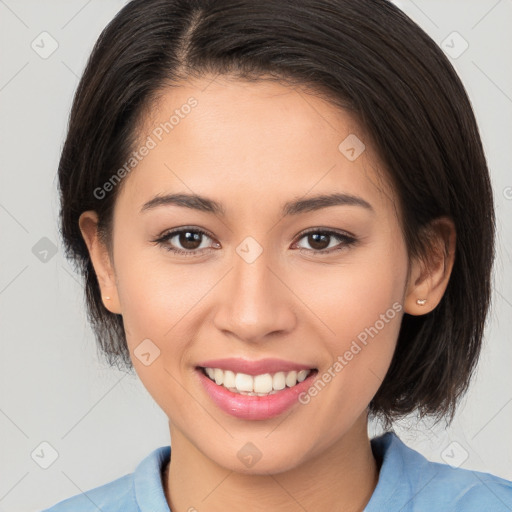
[79,75,455,511]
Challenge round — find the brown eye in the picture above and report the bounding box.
[154,227,218,256]
[306,233,331,250]
[177,230,204,250]
[295,229,357,255]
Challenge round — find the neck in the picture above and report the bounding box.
[164,413,379,512]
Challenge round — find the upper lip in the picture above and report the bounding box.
[197,358,316,376]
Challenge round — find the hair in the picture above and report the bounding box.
[58,0,495,426]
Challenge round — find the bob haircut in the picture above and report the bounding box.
[58,0,495,426]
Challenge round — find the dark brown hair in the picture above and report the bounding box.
[58,0,495,426]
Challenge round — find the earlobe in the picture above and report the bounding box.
[78,211,122,314]
[404,217,456,316]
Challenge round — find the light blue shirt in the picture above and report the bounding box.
[42,432,512,511]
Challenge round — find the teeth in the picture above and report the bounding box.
[254,373,273,393]
[235,372,253,392]
[223,370,236,388]
[273,372,286,391]
[203,367,313,395]
[285,370,297,387]
[214,368,224,385]
[297,370,309,382]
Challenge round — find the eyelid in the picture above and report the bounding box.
[295,226,356,241]
[157,225,216,241]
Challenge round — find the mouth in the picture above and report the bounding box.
[200,366,315,396]
[194,358,318,420]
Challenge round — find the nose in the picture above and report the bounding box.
[213,244,297,343]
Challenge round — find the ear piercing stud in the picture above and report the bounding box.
[416,298,427,306]
[104,296,111,300]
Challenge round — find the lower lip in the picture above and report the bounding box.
[196,368,317,420]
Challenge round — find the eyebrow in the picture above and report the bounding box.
[140,192,374,216]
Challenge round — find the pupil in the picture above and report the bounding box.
[180,231,201,250]
[309,233,329,250]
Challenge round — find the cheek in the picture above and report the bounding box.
[112,245,218,360]
[297,246,406,347]
[112,250,207,413]
[295,239,407,404]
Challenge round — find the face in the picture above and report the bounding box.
[84,76,413,474]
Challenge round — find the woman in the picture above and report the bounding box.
[43,0,512,510]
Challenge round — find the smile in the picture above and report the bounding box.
[195,358,318,420]
[202,367,313,396]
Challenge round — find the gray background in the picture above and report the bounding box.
[0,0,511,510]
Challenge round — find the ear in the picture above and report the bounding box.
[78,211,122,314]
[404,217,456,316]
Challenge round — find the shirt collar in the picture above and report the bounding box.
[133,445,171,511]
[133,432,407,511]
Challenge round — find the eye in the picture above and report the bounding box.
[153,226,357,257]
[153,227,219,257]
[293,229,357,255]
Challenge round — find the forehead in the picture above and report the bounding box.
[117,76,396,219]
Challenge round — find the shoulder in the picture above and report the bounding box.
[366,432,512,512]
[41,445,171,512]
[41,473,134,512]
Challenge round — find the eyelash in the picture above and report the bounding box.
[152,226,357,258]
